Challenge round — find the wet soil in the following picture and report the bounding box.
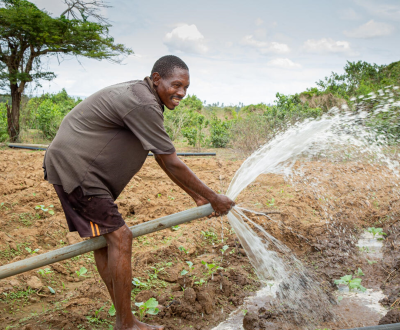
[0,148,399,329]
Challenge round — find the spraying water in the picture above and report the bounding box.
[222,88,400,328]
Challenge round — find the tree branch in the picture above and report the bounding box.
[61,0,111,24]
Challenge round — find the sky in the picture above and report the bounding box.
[29,0,400,105]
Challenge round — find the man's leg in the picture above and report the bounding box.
[94,225,164,330]
[94,246,115,305]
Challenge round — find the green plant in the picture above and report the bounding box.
[149,266,164,280]
[194,278,206,286]
[37,268,52,276]
[220,245,229,255]
[108,304,116,317]
[266,198,275,207]
[201,261,223,277]
[75,267,88,277]
[334,275,367,292]
[201,230,220,244]
[367,259,377,265]
[25,247,39,254]
[355,268,365,277]
[367,227,386,239]
[134,298,159,321]
[178,246,189,254]
[171,225,180,231]
[34,204,54,216]
[181,261,194,276]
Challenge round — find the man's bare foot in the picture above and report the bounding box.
[133,318,164,330]
[114,315,164,330]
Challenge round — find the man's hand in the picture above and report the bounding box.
[209,194,235,217]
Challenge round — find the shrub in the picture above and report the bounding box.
[209,114,231,148]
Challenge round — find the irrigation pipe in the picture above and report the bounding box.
[0,204,214,280]
[342,324,400,330]
[7,143,216,156]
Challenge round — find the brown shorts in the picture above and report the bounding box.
[53,185,125,238]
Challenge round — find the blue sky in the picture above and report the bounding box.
[31,0,400,105]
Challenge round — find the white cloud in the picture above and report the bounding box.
[242,35,290,54]
[267,58,302,70]
[255,18,264,26]
[344,20,395,38]
[303,38,354,55]
[164,24,208,54]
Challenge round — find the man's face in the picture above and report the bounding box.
[152,68,190,110]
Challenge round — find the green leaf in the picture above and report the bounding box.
[186,261,193,268]
[135,302,144,307]
[48,286,55,294]
[147,307,159,315]
[108,304,116,316]
[79,267,87,276]
[144,298,158,309]
[180,269,189,276]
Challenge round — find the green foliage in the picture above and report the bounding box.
[334,275,367,292]
[0,102,7,141]
[75,266,88,277]
[209,114,231,148]
[367,227,386,238]
[201,260,223,277]
[135,298,159,321]
[108,304,116,317]
[181,111,208,149]
[35,204,54,215]
[24,89,81,139]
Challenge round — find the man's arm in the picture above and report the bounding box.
[154,152,234,216]
[155,155,209,206]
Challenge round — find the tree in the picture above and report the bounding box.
[0,0,132,141]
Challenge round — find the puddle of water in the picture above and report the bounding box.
[212,232,388,329]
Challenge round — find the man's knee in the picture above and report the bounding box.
[105,225,133,248]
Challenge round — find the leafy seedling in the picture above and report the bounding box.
[108,304,116,317]
[25,247,39,254]
[194,278,206,286]
[334,275,367,292]
[47,286,55,294]
[201,261,223,277]
[135,298,159,321]
[267,282,275,291]
[149,266,164,280]
[37,268,53,276]
[366,227,386,239]
[132,278,149,289]
[220,245,229,255]
[355,268,365,277]
[367,259,377,265]
[178,246,189,254]
[171,225,180,231]
[35,204,54,215]
[181,261,194,276]
[76,267,88,277]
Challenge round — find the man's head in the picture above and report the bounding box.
[151,55,190,110]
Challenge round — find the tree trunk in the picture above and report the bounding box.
[7,84,21,142]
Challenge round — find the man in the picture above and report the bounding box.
[43,55,234,330]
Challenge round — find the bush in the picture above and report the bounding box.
[209,114,231,148]
[181,111,208,150]
[0,102,8,141]
[35,100,63,139]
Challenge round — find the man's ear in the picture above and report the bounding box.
[152,72,161,87]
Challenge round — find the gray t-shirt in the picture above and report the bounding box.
[43,77,175,200]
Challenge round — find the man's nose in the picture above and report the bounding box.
[177,87,185,98]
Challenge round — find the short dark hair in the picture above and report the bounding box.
[151,55,189,79]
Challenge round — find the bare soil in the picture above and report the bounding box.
[0,148,400,330]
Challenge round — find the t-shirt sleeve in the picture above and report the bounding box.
[122,104,175,154]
